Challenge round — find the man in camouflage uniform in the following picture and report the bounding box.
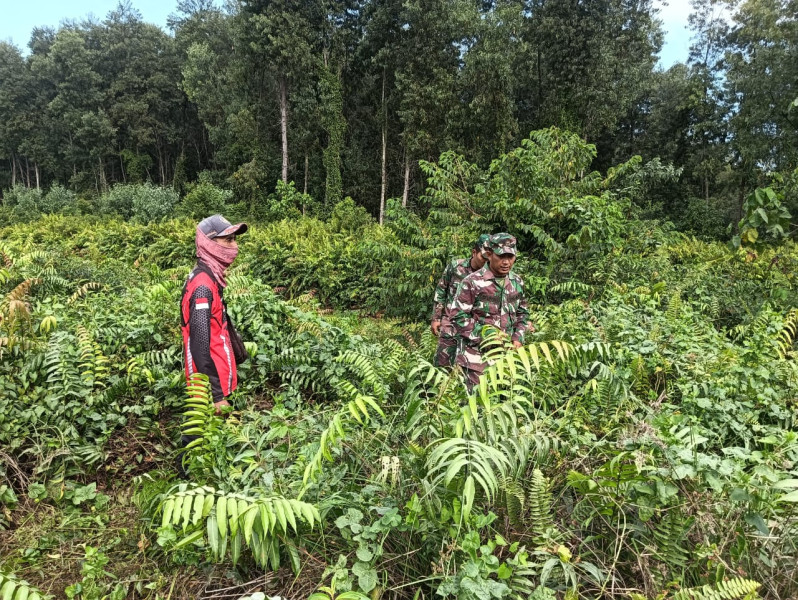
[445,233,531,390]
[431,234,491,367]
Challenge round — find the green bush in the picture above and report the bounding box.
[98,183,178,222]
[177,182,233,219]
[41,183,78,215]
[99,184,138,218]
[330,197,373,234]
[3,185,43,221]
[131,185,179,223]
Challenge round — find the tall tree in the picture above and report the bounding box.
[396,0,468,205]
[0,43,29,189]
[726,0,798,173]
[520,0,663,144]
[239,0,319,183]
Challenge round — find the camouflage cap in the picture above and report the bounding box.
[488,233,517,255]
[473,233,491,250]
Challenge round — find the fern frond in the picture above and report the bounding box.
[0,571,46,600]
[776,308,798,359]
[651,508,692,574]
[666,290,682,320]
[69,282,104,303]
[426,437,512,513]
[160,484,320,570]
[670,578,761,600]
[527,469,559,542]
[76,325,109,389]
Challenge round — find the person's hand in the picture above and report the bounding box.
[431,320,441,336]
[529,324,536,333]
[213,399,231,415]
[512,340,522,349]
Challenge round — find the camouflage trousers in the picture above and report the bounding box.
[461,367,483,392]
[434,335,459,367]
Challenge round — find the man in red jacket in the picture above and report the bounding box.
[181,214,247,413]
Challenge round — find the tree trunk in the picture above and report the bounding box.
[737,175,746,225]
[35,163,40,190]
[159,146,166,184]
[380,71,387,225]
[402,154,410,208]
[25,156,30,187]
[304,152,309,196]
[99,157,108,193]
[10,155,15,188]
[537,48,542,113]
[280,75,289,184]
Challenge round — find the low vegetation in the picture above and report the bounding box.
[1,132,797,599]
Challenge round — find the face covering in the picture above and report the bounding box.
[196,227,238,287]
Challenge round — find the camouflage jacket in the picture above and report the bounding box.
[431,257,479,322]
[444,264,530,372]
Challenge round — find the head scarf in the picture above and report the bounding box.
[196,226,238,287]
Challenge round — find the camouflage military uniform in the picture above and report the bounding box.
[431,234,491,367]
[432,258,477,366]
[446,234,529,389]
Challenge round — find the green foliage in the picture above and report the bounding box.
[733,187,792,247]
[41,184,79,215]
[158,484,320,569]
[99,183,179,222]
[4,128,798,595]
[329,198,373,234]
[4,185,44,222]
[131,185,180,223]
[177,181,232,219]
[0,572,47,600]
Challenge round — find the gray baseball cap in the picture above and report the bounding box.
[198,214,248,238]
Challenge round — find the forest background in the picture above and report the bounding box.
[0,0,796,233]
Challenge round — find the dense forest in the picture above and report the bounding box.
[0,0,796,233]
[2,0,798,599]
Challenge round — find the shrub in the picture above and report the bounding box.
[330,197,373,234]
[98,183,179,222]
[99,184,138,218]
[247,180,313,223]
[177,182,232,220]
[41,184,78,215]
[131,185,179,223]
[3,185,43,221]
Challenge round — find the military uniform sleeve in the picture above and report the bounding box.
[431,260,455,321]
[511,277,530,344]
[446,278,479,344]
[188,284,224,402]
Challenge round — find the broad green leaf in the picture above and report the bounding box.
[778,490,798,502]
[273,497,288,533]
[282,498,298,533]
[192,494,204,526]
[171,496,184,526]
[173,529,204,550]
[161,498,174,528]
[216,495,228,540]
[463,474,475,520]
[243,505,258,545]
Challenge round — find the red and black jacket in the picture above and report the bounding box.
[180,262,237,402]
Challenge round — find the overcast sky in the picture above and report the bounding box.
[2,0,695,68]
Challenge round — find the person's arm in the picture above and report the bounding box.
[446,278,479,344]
[188,284,225,404]
[511,277,530,346]
[431,261,455,332]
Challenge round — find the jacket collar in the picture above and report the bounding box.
[478,264,513,287]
